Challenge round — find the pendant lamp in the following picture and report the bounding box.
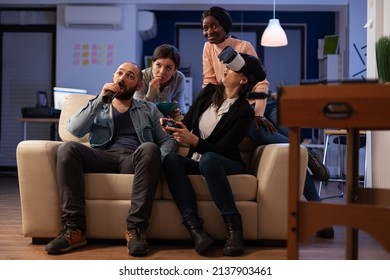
[261,0,288,47]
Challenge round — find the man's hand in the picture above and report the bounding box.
[253,116,278,134]
[100,83,120,97]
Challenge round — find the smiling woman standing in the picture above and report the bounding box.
[134,44,186,117]
[201,7,266,88]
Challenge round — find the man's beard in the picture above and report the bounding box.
[115,85,137,101]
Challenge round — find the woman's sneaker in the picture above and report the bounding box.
[45,227,87,254]
[307,149,330,182]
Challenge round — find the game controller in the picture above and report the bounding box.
[162,119,181,128]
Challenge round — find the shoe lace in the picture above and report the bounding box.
[59,227,80,242]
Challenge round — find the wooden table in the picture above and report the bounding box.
[278,82,390,259]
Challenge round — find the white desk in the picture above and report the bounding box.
[18,117,59,141]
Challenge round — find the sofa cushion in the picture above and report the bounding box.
[84,173,162,200]
[83,173,257,202]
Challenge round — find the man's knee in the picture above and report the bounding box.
[57,141,82,158]
[139,142,160,155]
[136,143,161,163]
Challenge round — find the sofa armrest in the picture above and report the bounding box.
[16,140,63,237]
[251,144,308,239]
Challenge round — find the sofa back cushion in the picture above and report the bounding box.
[58,93,95,144]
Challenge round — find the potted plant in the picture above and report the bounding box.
[376,35,390,83]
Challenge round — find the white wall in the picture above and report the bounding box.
[348,0,367,80]
[56,4,143,94]
[366,0,390,188]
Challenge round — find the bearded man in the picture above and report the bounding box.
[45,62,177,256]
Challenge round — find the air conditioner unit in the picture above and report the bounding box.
[64,5,123,29]
[138,11,157,40]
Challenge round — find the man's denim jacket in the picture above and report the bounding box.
[66,95,177,159]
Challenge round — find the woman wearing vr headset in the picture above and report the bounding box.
[200,6,333,239]
[161,53,264,256]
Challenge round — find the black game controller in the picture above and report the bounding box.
[162,119,181,128]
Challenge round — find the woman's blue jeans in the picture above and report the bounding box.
[163,151,245,219]
[249,99,320,201]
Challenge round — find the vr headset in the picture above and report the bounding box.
[218,46,272,99]
[218,46,246,72]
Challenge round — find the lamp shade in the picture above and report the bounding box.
[261,19,288,47]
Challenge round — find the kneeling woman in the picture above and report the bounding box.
[162,53,266,256]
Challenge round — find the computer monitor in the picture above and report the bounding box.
[53,87,88,110]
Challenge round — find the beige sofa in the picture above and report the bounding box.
[16,94,308,244]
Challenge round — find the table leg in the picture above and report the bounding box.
[345,128,360,259]
[287,127,301,259]
[23,121,27,141]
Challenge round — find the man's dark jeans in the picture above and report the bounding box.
[56,141,161,232]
